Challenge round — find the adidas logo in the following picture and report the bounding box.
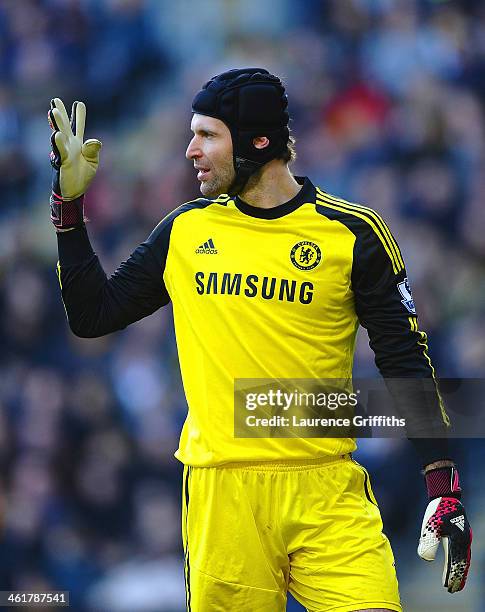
[450,515,465,531]
[195,238,218,254]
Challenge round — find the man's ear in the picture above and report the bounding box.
[253,136,270,150]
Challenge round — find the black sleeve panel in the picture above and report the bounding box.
[351,219,452,465]
[56,198,213,338]
[57,221,171,338]
[351,221,429,376]
[315,199,451,467]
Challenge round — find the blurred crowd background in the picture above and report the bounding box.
[0,0,484,610]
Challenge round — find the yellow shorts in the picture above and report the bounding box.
[182,454,402,612]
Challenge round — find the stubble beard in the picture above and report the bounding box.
[200,163,235,198]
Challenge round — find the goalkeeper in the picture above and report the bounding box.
[49,69,472,611]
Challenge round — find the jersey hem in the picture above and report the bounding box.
[211,453,351,471]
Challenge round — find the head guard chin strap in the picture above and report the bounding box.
[192,68,290,196]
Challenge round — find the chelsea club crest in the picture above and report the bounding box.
[290,241,322,271]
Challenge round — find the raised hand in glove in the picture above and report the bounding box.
[418,465,472,593]
[48,98,102,230]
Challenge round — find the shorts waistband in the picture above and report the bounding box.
[214,453,351,472]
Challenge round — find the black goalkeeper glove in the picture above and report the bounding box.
[48,98,101,230]
[418,465,472,593]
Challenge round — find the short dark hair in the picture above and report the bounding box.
[278,132,296,165]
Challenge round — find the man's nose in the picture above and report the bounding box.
[186,137,201,160]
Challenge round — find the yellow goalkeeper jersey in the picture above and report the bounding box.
[57,176,445,466]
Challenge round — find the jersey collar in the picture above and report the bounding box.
[234,176,314,219]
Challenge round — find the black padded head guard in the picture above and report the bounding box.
[192,68,290,196]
